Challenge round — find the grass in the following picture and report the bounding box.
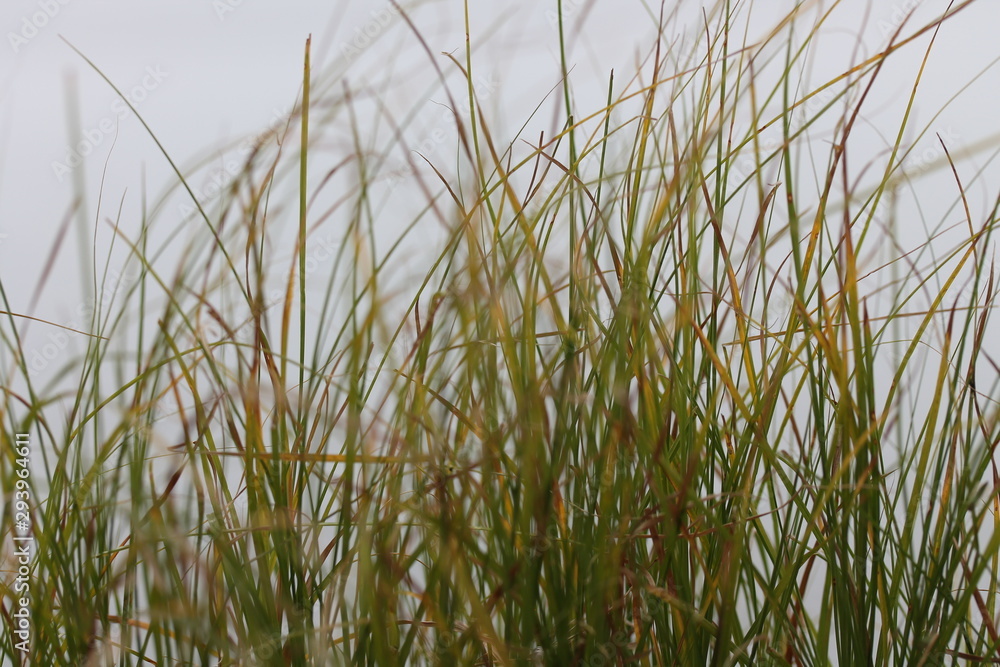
[3,0,1000,664]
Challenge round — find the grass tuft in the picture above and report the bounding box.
[3,1,1000,664]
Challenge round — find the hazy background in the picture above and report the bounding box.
[3,0,1000,379]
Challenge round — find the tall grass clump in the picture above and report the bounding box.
[3,0,1000,664]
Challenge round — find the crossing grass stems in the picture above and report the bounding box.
[2,0,1000,664]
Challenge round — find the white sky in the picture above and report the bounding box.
[1,0,1000,348]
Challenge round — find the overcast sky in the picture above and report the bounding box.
[2,0,1000,351]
